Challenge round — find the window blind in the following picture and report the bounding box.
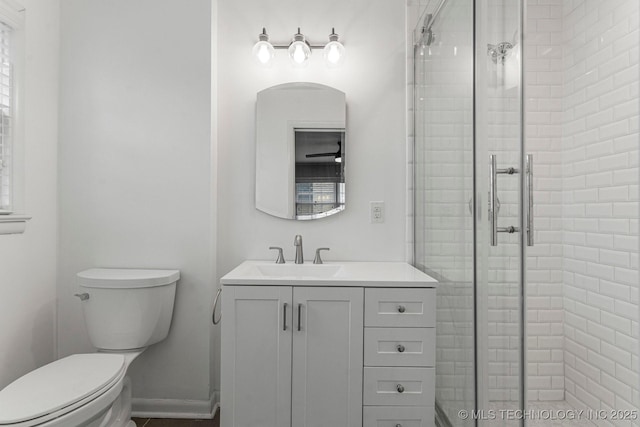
[0,21,12,210]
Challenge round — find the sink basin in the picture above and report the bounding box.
[256,264,343,279]
[221,261,438,287]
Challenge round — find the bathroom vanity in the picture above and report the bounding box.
[220,261,437,427]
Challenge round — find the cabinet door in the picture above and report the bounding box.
[291,287,363,427]
[221,286,292,427]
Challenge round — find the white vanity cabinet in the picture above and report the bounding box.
[221,285,363,427]
[220,261,437,427]
[363,288,436,426]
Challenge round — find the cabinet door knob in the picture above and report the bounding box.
[396,384,405,393]
[397,344,405,353]
[397,305,406,313]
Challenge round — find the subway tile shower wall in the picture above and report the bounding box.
[525,0,565,402]
[561,0,640,418]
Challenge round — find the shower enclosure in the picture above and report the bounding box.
[412,0,639,426]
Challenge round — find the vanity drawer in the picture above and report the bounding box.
[363,367,435,406]
[363,406,435,427]
[364,328,435,367]
[365,289,435,327]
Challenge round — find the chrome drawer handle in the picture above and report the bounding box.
[397,305,406,313]
[396,384,405,393]
[397,344,405,353]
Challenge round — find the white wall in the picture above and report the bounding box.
[0,0,59,389]
[57,0,215,415]
[216,0,408,280]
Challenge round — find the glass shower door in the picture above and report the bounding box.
[475,0,526,424]
[414,0,526,425]
[413,0,476,425]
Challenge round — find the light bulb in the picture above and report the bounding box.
[324,41,345,67]
[253,41,275,65]
[288,29,311,66]
[252,28,275,66]
[290,42,309,64]
[323,29,345,68]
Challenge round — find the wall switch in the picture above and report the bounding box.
[370,201,385,223]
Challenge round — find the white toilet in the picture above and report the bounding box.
[0,268,180,427]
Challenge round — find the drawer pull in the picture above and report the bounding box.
[397,344,405,353]
[396,425,402,427]
[396,384,405,393]
[397,305,406,313]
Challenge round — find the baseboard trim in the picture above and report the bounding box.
[132,391,219,420]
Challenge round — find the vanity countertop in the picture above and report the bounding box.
[220,260,437,288]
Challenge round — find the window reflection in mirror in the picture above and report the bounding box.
[294,129,345,219]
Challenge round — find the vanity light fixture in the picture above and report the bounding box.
[253,27,346,67]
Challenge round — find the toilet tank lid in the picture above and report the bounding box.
[78,268,180,288]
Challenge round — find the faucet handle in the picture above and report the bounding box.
[269,247,285,264]
[313,248,330,264]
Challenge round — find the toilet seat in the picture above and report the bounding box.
[0,353,126,427]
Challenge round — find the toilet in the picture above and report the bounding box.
[0,268,180,427]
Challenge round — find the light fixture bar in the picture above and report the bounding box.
[271,44,328,50]
[253,28,345,67]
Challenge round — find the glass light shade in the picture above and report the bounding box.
[323,41,345,67]
[288,40,311,66]
[252,40,275,66]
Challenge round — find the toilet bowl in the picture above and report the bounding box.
[0,268,180,427]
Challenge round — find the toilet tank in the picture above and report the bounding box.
[77,268,180,351]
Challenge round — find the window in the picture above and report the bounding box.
[0,1,27,234]
[0,20,12,212]
[294,128,346,219]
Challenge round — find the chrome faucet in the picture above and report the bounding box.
[294,235,304,264]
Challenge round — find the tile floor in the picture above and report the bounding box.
[132,411,219,427]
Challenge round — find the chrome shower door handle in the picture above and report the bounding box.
[489,155,498,246]
[526,154,534,246]
[489,154,521,247]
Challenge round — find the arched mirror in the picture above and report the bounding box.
[255,82,346,220]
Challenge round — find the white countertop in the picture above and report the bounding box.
[220,260,438,288]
